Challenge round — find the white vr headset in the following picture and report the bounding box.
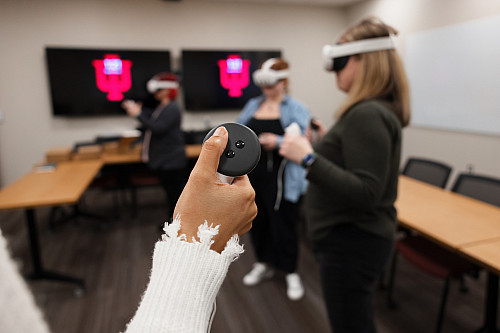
[147,79,179,94]
[252,58,289,87]
[322,36,395,71]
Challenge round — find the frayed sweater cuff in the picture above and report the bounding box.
[125,216,244,333]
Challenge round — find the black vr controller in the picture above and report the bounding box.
[203,123,261,183]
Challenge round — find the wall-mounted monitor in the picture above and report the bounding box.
[45,47,171,116]
[181,49,281,111]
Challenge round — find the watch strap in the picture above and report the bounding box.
[301,152,317,168]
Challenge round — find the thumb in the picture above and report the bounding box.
[194,126,228,175]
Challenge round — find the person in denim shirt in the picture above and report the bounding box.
[237,58,310,300]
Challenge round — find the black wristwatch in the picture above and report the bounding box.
[301,152,317,168]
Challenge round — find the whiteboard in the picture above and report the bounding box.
[405,15,500,135]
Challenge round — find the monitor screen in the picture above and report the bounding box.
[45,47,171,116]
[181,49,281,111]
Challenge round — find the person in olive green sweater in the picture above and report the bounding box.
[280,17,411,333]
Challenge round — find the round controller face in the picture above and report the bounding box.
[203,123,261,177]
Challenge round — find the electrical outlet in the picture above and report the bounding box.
[0,110,4,124]
[466,163,474,174]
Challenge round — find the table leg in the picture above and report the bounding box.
[25,209,85,291]
[474,272,499,333]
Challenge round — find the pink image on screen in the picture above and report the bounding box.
[92,54,133,101]
[217,54,250,97]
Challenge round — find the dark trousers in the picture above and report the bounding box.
[314,224,393,333]
[250,198,299,273]
[156,168,187,217]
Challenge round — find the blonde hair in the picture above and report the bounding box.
[336,17,410,127]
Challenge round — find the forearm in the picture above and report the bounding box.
[124,217,243,333]
[307,153,381,207]
[137,113,177,135]
[306,106,394,208]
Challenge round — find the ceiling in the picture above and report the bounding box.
[178,0,368,7]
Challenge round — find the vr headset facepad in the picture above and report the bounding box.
[322,36,395,72]
[253,58,289,87]
[147,79,179,94]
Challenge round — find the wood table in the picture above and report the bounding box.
[0,144,203,292]
[0,160,103,292]
[461,240,500,276]
[0,160,103,209]
[396,176,500,333]
[396,176,500,249]
[100,144,202,165]
[461,240,500,333]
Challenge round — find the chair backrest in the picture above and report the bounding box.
[451,173,500,207]
[402,157,452,188]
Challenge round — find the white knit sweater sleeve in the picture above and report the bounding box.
[124,216,244,333]
[0,228,51,333]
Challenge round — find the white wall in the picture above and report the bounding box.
[3,0,499,188]
[345,0,500,185]
[0,0,345,185]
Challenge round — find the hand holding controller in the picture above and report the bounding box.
[173,125,257,253]
[279,122,314,165]
[203,123,261,184]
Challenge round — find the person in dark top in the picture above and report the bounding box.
[122,72,187,218]
[237,58,310,301]
[279,17,411,332]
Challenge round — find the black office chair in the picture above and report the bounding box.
[397,157,453,234]
[451,173,500,207]
[385,157,453,331]
[388,172,500,333]
[380,157,453,289]
[401,157,452,188]
[128,166,163,218]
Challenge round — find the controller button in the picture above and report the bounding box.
[235,140,245,149]
[226,150,236,158]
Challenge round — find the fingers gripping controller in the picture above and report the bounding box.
[203,123,261,184]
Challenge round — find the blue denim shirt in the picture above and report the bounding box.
[237,94,310,203]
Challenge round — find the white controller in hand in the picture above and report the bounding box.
[285,122,301,137]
